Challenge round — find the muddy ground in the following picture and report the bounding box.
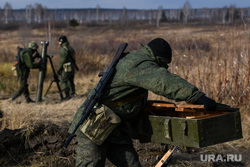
[0,93,249,167]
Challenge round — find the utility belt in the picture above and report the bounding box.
[104,93,146,108]
[63,62,72,72]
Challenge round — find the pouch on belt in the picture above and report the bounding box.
[63,62,72,72]
[80,104,121,145]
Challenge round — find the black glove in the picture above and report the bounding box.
[33,52,41,59]
[38,59,43,68]
[195,95,217,111]
[57,70,61,76]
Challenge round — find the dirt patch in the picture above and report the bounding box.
[0,122,248,167]
[0,122,76,166]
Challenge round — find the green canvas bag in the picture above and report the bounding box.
[80,104,121,145]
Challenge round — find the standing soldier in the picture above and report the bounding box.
[57,36,76,100]
[11,41,41,103]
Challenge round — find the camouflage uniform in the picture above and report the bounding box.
[68,44,204,167]
[12,46,41,102]
[57,41,76,97]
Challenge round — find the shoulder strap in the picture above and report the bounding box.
[63,46,69,51]
[20,48,27,62]
[63,45,76,60]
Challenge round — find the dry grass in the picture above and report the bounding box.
[0,22,249,166]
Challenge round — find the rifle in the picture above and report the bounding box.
[69,55,79,71]
[64,43,128,148]
[15,46,23,80]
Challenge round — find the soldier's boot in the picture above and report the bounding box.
[64,91,71,101]
[11,93,19,102]
[26,97,35,103]
[71,92,77,97]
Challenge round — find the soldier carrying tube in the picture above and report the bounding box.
[11,41,42,103]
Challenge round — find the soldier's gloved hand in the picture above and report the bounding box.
[195,95,217,111]
[33,52,41,59]
[38,60,43,68]
[57,70,61,76]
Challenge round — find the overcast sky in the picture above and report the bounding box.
[1,0,250,9]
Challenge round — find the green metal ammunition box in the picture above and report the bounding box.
[135,101,243,148]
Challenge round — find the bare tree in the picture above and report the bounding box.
[87,9,91,23]
[100,13,105,22]
[79,11,84,25]
[25,5,33,24]
[229,5,240,24]
[240,9,244,23]
[141,10,146,20]
[4,2,13,24]
[182,1,191,25]
[148,10,153,24]
[0,6,2,23]
[156,6,163,28]
[34,3,44,23]
[108,11,113,24]
[120,7,129,26]
[222,6,228,24]
[96,4,100,24]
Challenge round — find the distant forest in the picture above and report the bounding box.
[1,1,250,27]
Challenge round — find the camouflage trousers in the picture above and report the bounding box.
[13,76,30,100]
[61,71,75,95]
[75,132,141,167]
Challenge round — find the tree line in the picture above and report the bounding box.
[0,1,249,27]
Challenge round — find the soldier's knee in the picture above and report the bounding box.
[76,134,102,167]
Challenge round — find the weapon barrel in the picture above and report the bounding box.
[36,41,49,102]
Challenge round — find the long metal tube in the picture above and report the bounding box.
[36,41,49,102]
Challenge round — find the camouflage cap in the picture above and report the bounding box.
[28,41,39,50]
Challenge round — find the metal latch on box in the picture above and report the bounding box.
[181,121,188,136]
[164,118,172,141]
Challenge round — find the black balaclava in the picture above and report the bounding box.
[59,36,68,44]
[147,38,172,69]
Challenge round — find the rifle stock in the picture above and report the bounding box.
[64,43,128,148]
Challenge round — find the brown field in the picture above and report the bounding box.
[0,22,249,166]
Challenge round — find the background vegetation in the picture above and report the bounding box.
[0,21,249,166]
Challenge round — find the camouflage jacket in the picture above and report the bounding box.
[68,45,204,136]
[20,48,40,77]
[57,42,76,73]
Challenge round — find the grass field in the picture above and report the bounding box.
[0,22,249,166]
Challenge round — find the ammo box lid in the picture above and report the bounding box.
[134,100,243,148]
